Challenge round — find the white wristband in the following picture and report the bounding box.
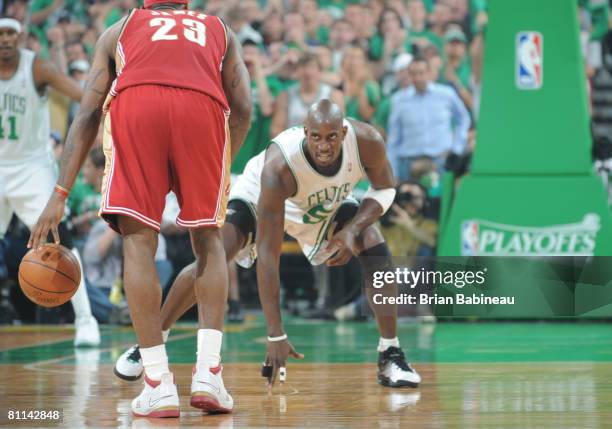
[267,334,288,342]
[363,186,396,214]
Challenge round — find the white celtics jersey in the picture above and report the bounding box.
[275,120,364,224]
[230,120,367,266]
[277,121,366,261]
[0,49,51,166]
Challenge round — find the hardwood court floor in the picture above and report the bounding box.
[0,320,611,428]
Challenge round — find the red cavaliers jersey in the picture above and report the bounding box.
[110,9,228,110]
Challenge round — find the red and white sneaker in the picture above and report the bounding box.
[190,364,233,413]
[132,373,180,418]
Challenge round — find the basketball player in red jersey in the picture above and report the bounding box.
[28,0,252,418]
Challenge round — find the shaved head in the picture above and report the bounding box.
[305,100,343,129]
[303,100,347,173]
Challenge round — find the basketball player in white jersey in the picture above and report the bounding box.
[115,100,421,388]
[0,17,100,346]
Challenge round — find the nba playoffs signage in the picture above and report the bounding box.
[461,214,601,256]
[516,31,543,89]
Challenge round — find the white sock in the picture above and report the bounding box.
[197,329,222,368]
[70,248,93,319]
[378,337,400,352]
[162,329,170,343]
[140,344,170,381]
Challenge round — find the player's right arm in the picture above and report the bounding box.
[256,144,304,386]
[28,22,122,250]
[221,27,252,162]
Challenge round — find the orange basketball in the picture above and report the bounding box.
[18,244,81,308]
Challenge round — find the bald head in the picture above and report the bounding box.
[305,100,344,129]
[303,100,347,171]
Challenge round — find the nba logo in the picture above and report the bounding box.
[516,32,543,90]
[461,221,480,256]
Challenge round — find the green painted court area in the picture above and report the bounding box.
[2,318,611,365]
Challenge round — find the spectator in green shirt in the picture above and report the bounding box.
[407,0,443,53]
[370,8,410,63]
[439,27,473,110]
[345,2,375,46]
[370,8,412,95]
[30,0,88,39]
[318,0,349,12]
[68,146,104,243]
[428,1,452,42]
[231,40,281,175]
[102,0,136,29]
[299,0,329,45]
[341,45,381,122]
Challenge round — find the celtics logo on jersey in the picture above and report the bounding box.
[303,183,352,224]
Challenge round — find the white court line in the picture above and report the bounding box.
[0,336,74,352]
[22,331,196,374]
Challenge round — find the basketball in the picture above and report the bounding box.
[18,244,81,308]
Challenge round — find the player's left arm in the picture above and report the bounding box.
[33,57,84,102]
[28,23,120,250]
[221,26,252,162]
[325,119,396,266]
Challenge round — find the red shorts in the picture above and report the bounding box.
[100,85,230,232]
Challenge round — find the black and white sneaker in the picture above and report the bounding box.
[227,299,244,323]
[114,344,143,381]
[377,346,421,388]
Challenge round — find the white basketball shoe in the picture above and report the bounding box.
[190,364,233,413]
[377,347,422,388]
[131,373,180,418]
[114,344,144,381]
[74,316,101,347]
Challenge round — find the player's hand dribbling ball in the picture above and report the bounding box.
[18,244,81,308]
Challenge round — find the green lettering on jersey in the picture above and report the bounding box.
[0,94,26,115]
[303,183,353,224]
[303,204,334,224]
[0,115,19,140]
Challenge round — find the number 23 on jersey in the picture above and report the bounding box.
[150,16,207,47]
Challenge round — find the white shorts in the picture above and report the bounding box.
[229,171,359,268]
[0,156,56,236]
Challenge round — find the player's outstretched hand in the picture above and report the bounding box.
[325,228,357,266]
[263,339,304,388]
[28,193,65,250]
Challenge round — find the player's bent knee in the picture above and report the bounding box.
[356,224,385,253]
[358,242,393,283]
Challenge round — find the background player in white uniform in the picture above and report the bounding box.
[115,100,421,388]
[0,17,100,346]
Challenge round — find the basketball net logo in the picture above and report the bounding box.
[516,31,543,90]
